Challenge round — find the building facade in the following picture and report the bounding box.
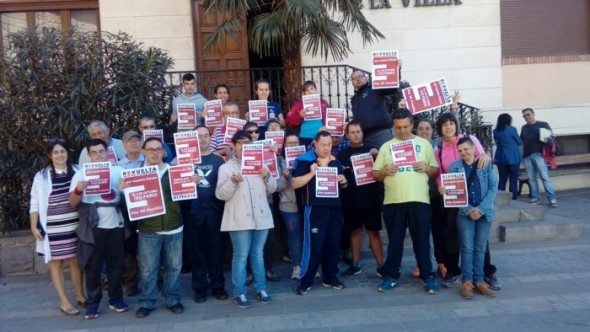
[1,0,589,137]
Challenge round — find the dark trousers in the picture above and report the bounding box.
[430,195,445,264]
[85,227,125,306]
[299,205,343,289]
[382,202,432,280]
[123,221,138,293]
[497,163,520,199]
[185,204,227,294]
[442,207,462,276]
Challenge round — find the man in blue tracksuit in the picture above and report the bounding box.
[291,131,348,295]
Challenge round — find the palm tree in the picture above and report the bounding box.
[203,0,384,107]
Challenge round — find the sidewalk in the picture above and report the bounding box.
[1,189,589,331]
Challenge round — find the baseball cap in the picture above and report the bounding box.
[122,130,141,142]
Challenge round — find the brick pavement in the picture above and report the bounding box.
[1,189,589,331]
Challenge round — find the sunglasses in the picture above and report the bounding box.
[248,130,260,134]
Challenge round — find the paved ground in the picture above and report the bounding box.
[1,189,590,332]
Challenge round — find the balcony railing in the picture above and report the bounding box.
[167,66,492,151]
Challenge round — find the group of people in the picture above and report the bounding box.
[30,71,558,320]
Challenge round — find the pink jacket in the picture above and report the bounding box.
[434,134,486,187]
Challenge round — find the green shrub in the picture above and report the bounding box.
[0,28,175,232]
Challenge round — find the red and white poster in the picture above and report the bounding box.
[265,130,284,155]
[390,140,417,167]
[325,108,346,137]
[241,143,264,176]
[83,162,111,196]
[121,166,166,221]
[176,103,197,130]
[441,173,468,208]
[248,100,268,126]
[223,117,247,145]
[174,131,201,165]
[285,145,306,168]
[260,139,279,179]
[351,153,376,186]
[106,147,119,165]
[143,129,163,142]
[372,50,399,89]
[402,78,452,115]
[204,100,223,127]
[302,94,322,120]
[169,164,197,201]
[315,167,339,198]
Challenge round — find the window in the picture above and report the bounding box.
[500,0,590,64]
[0,1,99,53]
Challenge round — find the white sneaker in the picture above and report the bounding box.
[291,266,301,279]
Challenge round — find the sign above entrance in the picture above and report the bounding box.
[369,0,463,9]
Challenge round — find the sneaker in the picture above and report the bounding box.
[234,294,252,308]
[108,298,129,313]
[484,274,502,290]
[474,282,496,298]
[550,199,558,208]
[343,265,362,276]
[322,280,345,290]
[376,266,386,279]
[84,306,99,319]
[460,281,474,300]
[167,303,184,314]
[256,290,272,304]
[315,271,321,279]
[411,266,420,278]
[377,278,399,292]
[530,198,541,205]
[291,266,301,279]
[441,274,460,288]
[295,286,311,295]
[135,307,153,318]
[424,275,439,294]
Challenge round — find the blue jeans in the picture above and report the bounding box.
[229,229,268,296]
[280,211,302,266]
[456,215,492,283]
[138,230,183,309]
[523,152,556,202]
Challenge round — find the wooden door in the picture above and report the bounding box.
[193,0,251,113]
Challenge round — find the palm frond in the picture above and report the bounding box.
[320,0,385,45]
[202,14,246,53]
[249,11,285,58]
[302,19,350,61]
[281,0,324,38]
[204,0,258,14]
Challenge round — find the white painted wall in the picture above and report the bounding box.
[302,0,590,136]
[99,0,195,71]
[302,0,503,109]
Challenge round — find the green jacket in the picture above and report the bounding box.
[138,169,182,232]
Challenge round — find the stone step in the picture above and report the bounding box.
[494,191,513,207]
[494,200,547,224]
[499,214,584,243]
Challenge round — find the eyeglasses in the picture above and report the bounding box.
[248,130,260,134]
[144,148,163,154]
[89,149,107,156]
